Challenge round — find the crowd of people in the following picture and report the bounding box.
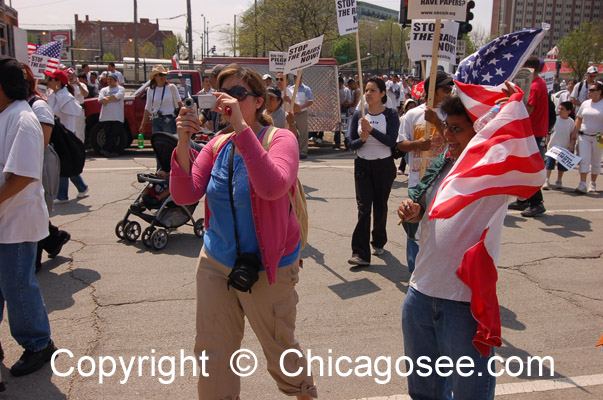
[0,50,601,400]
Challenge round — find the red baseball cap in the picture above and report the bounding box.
[44,69,68,85]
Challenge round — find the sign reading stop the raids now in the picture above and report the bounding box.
[407,0,468,21]
[335,0,359,35]
[284,35,324,74]
[408,20,459,63]
[269,51,287,72]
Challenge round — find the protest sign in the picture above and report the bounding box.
[408,20,459,63]
[336,0,359,35]
[269,51,287,72]
[456,39,466,59]
[545,146,582,170]
[284,35,324,74]
[540,71,555,93]
[29,54,49,79]
[407,0,467,21]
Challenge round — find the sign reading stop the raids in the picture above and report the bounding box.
[269,51,287,72]
[29,54,49,79]
[408,20,459,63]
[407,0,468,21]
[545,146,581,170]
[284,35,324,74]
[335,0,359,35]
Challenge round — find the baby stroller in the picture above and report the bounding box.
[115,132,204,250]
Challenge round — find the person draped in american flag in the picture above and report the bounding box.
[397,82,545,398]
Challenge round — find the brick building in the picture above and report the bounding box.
[0,0,19,57]
[74,14,174,60]
[492,0,603,58]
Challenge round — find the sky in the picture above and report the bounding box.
[14,0,494,57]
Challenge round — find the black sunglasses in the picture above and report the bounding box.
[588,88,600,92]
[223,86,260,102]
[275,77,284,81]
[443,121,471,134]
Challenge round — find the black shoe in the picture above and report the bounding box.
[10,340,57,377]
[47,231,70,259]
[508,199,529,211]
[300,154,308,160]
[521,203,546,217]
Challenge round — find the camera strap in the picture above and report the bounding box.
[152,85,167,115]
[228,144,242,257]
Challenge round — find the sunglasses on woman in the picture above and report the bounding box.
[443,121,471,134]
[223,86,260,102]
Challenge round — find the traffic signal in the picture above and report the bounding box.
[399,0,411,28]
[458,1,475,38]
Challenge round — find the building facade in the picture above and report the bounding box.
[357,1,399,22]
[74,14,174,60]
[492,0,603,58]
[0,0,19,57]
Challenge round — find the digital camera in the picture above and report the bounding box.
[227,253,262,293]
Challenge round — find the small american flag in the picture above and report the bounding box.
[28,41,63,73]
[455,23,549,86]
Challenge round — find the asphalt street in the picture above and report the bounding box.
[0,145,601,399]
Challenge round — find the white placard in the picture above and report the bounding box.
[408,20,459,63]
[335,0,359,35]
[407,0,468,21]
[269,51,287,72]
[456,39,466,59]
[540,71,555,93]
[545,146,582,171]
[284,35,324,74]
[29,54,49,79]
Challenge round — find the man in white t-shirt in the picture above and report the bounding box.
[386,75,402,111]
[98,73,126,156]
[284,74,314,159]
[0,57,56,377]
[107,62,125,85]
[570,66,599,108]
[395,71,453,273]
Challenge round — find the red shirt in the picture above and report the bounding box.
[527,76,549,138]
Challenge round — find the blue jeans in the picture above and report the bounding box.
[0,242,51,351]
[152,115,177,134]
[406,236,419,274]
[57,175,88,201]
[402,287,495,400]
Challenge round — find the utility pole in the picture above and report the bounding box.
[187,0,193,68]
[254,0,258,57]
[134,0,139,83]
[233,14,237,57]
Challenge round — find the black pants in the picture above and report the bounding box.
[528,136,546,206]
[102,121,123,153]
[352,156,397,262]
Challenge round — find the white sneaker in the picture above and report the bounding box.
[588,182,596,193]
[54,198,69,204]
[575,182,587,193]
[315,138,323,144]
[542,180,550,190]
[77,188,89,199]
[553,180,562,189]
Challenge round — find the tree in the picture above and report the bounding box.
[139,41,158,58]
[102,52,116,62]
[235,0,338,57]
[163,34,185,58]
[558,22,603,80]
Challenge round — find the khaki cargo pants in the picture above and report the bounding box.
[194,248,317,399]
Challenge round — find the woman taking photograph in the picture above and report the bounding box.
[140,65,182,135]
[574,80,603,193]
[346,76,399,266]
[45,69,89,203]
[170,65,317,400]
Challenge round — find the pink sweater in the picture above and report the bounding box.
[170,126,301,285]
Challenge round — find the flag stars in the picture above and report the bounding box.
[502,53,513,61]
[513,38,523,47]
[495,68,504,77]
[481,72,493,83]
[489,58,499,66]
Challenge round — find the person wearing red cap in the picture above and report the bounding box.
[45,69,89,204]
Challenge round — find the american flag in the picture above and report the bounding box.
[427,88,546,357]
[455,23,549,86]
[28,41,62,73]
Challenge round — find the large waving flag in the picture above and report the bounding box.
[428,90,545,219]
[171,53,180,70]
[455,80,516,122]
[28,41,62,73]
[455,24,549,87]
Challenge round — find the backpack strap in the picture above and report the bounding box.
[261,125,279,151]
[28,95,43,108]
[211,132,236,160]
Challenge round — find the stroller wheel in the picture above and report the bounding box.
[151,229,168,250]
[124,221,142,242]
[142,227,155,247]
[115,220,127,240]
[194,218,205,238]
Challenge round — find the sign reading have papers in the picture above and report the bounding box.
[407,0,468,20]
[269,51,287,72]
[408,20,459,63]
[336,0,359,35]
[284,35,324,74]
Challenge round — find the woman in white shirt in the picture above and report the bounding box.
[346,76,400,266]
[139,65,182,135]
[45,69,89,203]
[67,68,88,142]
[574,81,603,193]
